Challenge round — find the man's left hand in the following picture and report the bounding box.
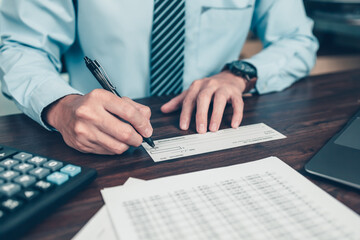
[161,71,249,133]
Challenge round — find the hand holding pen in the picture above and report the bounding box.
[44,58,154,155]
[84,56,155,148]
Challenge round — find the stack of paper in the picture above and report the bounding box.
[74,157,360,240]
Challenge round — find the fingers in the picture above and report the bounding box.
[195,89,215,133]
[61,131,116,155]
[209,89,229,132]
[56,89,153,154]
[65,120,132,155]
[95,112,144,147]
[180,80,202,130]
[161,91,187,113]
[121,97,152,119]
[230,95,244,129]
[104,96,153,138]
[68,137,129,155]
[87,129,130,154]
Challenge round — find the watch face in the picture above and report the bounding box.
[233,61,246,71]
[233,61,257,78]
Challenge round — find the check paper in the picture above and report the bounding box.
[102,157,360,240]
[142,123,286,162]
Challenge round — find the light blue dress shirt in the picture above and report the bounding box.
[0,0,318,129]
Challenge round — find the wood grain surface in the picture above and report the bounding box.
[1,70,359,239]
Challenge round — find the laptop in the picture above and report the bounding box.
[305,108,360,190]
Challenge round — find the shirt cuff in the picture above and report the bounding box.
[26,78,83,131]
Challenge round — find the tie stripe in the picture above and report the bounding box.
[150,0,185,96]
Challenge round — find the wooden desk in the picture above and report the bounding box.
[1,70,359,239]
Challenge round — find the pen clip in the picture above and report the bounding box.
[94,60,116,91]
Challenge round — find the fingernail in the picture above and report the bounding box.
[198,123,206,133]
[210,123,217,132]
[232,121,239,128]
[145,128,152,137]
[180,121,188,130]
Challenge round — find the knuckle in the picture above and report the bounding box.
[207,78,218,87]
[198,91,209,100]
[74,105,90,119]
[110,143,128,155]
[138,119,150,130]
[73,123,86,137]
[123,106,136,119]
[133,139,142,147]
[113,147,125,155]
[215,91,228,101]
[118,144,130,154]
[191,79,201,88]
[88,89,102,98]
[142,106,152,118]
[89,89,112,101]
[121,128,133,142]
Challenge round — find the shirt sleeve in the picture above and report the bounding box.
[0,0,82,130]
[244,0,319,94]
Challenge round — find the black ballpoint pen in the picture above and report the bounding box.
[84,56,155,148]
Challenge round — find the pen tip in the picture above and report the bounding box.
[148,139,155,148]
[143,137,155,148]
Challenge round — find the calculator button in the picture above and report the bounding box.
[46,172,69,185]
[43,160,63,171]
[1,199,23,212]
[12,152,33,162]
[60,164,81,177]
[29,167,50,179]
[13,175,36,188]
[0,148,17,160]
[0,183,21,197]
[13,163,34,174]
[0,209,5,219]
[27,156,47,166]
[17,189,39,201]
[0,192,5,201]
[0,159,19,169]
[0,170,20,181]
[34,180,54,192]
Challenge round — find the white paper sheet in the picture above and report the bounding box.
[102,157,360,240]
[72,178,145,240]
[142,123,286,162]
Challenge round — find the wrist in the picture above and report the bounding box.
[43,94,81,130]
[222,70,256,93]
[223,60,257,93]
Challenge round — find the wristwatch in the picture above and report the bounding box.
[223,60,257,82]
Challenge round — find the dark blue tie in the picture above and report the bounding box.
[150,0,185,96]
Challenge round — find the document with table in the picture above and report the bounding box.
[75,158,360,240]
[73,178,144,240]
[74,124,360,240]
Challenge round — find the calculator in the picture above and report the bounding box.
[0,144,97,239]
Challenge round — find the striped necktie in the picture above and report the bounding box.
[150,0,185,96]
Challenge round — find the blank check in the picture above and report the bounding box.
[142,123,286,162]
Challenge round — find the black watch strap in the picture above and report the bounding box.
[224,61,257,81]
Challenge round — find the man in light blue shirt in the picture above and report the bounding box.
[0,0,318,154]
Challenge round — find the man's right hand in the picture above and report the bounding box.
[45,89,153,155]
